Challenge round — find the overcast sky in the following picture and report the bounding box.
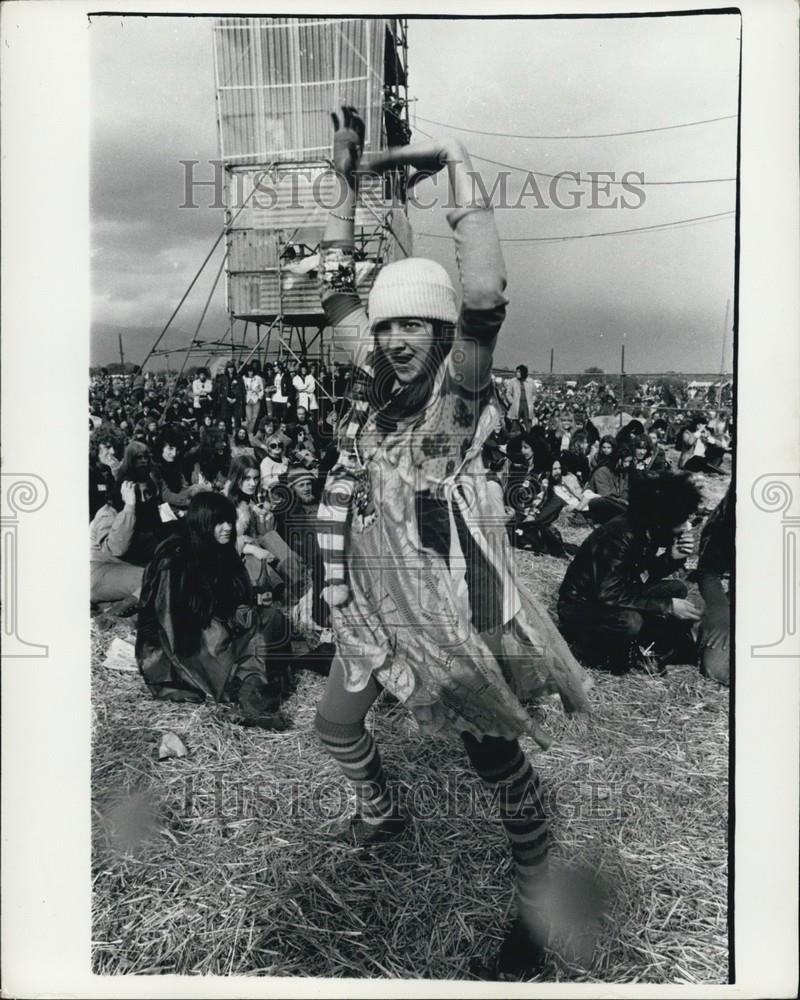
[91,13,740,372]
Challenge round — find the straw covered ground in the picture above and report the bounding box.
[91,470,730,983]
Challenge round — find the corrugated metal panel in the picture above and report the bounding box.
[214,17,385,165]
[227,208,413,321]
[226,165,389,232]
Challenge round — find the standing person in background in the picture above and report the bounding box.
[306,361,320,423]
[505,364,537,433]
[272,362,287,423]
[217,360,245,432]
[192,367,214,423]
[131,365,145,404]
[261,362,276,421]
[243,360,265,434]
[282,359,299,416]
[293,361,319,421]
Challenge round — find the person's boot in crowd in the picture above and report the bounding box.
[236,674,289,731]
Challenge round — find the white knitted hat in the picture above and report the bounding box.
[367,258,458,332]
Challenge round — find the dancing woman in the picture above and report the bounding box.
[313,107,590,975]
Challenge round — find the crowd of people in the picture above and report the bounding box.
[89,105,733,979]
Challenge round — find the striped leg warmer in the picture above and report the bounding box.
[462,734,549,907]
[314,712,394,824]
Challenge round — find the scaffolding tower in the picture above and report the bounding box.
[145,17,412,376]
[218,16,411,372]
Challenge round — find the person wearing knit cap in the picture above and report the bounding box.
[316,256,459,607]
[312,107,592,978]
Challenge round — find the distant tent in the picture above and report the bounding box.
[589,412,633,438]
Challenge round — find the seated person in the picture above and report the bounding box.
[630,433,671,474]
[504,432,541,513]
[558,472,702,674]
[89,480,145,612]
[561,429,590,486]
[693,486,732,686]
[152,425,209,510]
[89,430,123,521]
[274,467,326,622]
[108,442,168,567]
[580,445,633,524]
[187,432,231,492]
[588,434,616,472]
[135,493,294,723]
[259,437,289,492]
[224,455,305,599]
[230,425,257,459]
[509,458,575,558]
[293,404,320,450]
[675,418,727,475]
[615,418,645,450]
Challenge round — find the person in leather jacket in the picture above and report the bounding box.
[558,471,703,674]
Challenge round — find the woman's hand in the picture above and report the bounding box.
[670,526,695,560]
[120,480,137,509]
[331,105,365,184]
[247,544,274,563]
[671,597,702,621]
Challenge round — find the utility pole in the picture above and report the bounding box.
[620,342,626,406]
[549,347,554,376]
[118,333,125,368]
[720,297,730,374]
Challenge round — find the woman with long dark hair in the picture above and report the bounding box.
[312,107,590,976]
[581,444,633,524]
[509,458,576,558]
[188,430,231,492]
[504,432,542,518]
[152,425,206,510]
[223,455,306,599]
[230,425,257,460]
[110,441,165,566]
[135,492,293,722]
[588,434,616,472]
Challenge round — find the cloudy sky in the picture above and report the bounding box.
[91,13,740,372]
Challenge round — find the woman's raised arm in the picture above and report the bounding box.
[362,137,507,394]
[319,107,370,370]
